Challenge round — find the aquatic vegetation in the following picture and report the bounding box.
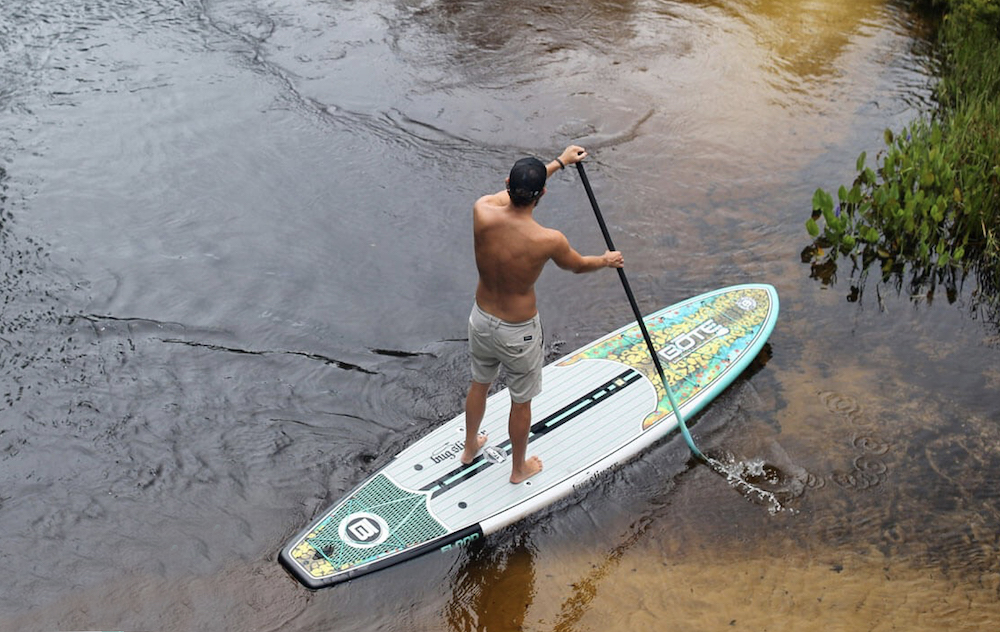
[804,0,1000,313]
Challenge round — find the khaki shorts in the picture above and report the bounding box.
[468,302,543,403]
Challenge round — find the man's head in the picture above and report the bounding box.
[507,157,547,207]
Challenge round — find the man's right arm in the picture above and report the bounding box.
[549,231,624,273]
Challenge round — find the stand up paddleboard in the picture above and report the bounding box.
[280,283,778,588]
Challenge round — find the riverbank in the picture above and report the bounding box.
[937,0,1000,317]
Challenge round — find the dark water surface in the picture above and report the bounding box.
[2,0,998,630]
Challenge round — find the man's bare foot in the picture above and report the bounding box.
[460,433,488,464]
[510,455,543,484]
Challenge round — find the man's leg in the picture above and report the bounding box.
[508,399,543,483]
[461,381,490,464]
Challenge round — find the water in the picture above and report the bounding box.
[2,0,998,630]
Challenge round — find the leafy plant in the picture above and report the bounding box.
[807,120,969,271]
[804,0,1000,309]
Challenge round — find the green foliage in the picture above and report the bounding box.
[808,119,969,270]
[804,0,1000,299]
[947,0,1000,32]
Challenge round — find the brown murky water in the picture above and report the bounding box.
[2,0,998,630]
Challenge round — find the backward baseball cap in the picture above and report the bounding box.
[508,157,547,204]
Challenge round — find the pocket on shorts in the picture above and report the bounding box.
[497,321,540,357]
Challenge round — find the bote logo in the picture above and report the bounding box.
[338,512,390,548]
[659,318,730,362]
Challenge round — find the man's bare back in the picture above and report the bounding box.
[473,165,624,323]
[472,193,564,323]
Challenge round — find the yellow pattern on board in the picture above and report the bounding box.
[558,288,770,430]
[293,534,336,578]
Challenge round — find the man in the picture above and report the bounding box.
[461,145,624,483]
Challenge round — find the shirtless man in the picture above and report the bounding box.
[461,145,624,483]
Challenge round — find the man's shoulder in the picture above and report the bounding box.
[475,190,510,210]
[536,223,566,242]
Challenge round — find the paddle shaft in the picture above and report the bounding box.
[574,162,705,460]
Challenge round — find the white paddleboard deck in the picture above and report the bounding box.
[280,284,779,588]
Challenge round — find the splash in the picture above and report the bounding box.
[706,451,806,515]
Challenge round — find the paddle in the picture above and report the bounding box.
[574,161,706,461]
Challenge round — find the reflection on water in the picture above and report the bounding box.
[447,534,537,632]
[716,0,921,80]
[2,0,998,630]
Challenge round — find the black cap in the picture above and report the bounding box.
[508,157,547,206]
